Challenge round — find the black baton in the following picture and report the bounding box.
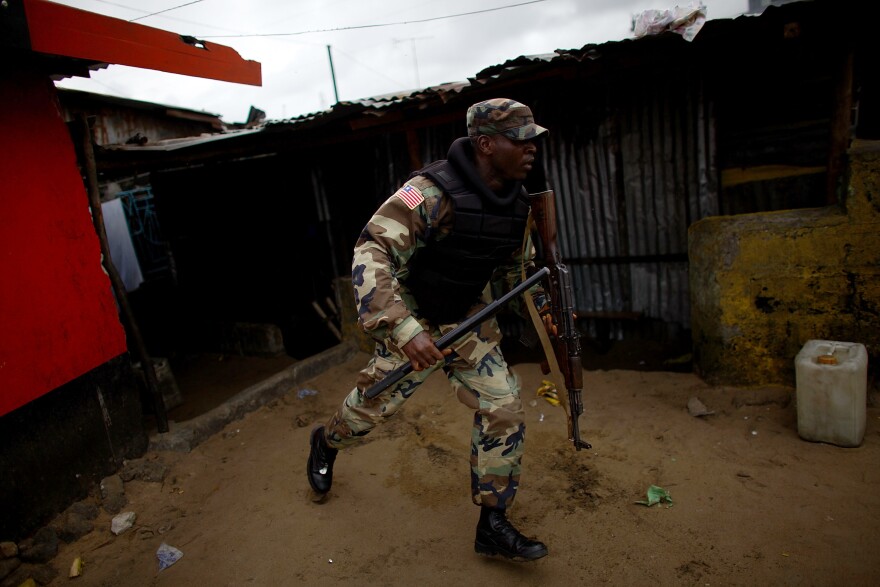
[363,267,550,399]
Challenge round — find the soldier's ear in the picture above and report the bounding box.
[476,134,495,155]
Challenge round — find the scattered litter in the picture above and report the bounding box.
[687,396,714,417]
[69,556,83,578]
[751,430,758,436]
[538,413,545,422]
[633,1,707,42]
[111,511,136,535]
[536,380,560,406]
[635,485,673,507]
[157,543,183,571]
[297,389,319,399]
[664,352,693,365]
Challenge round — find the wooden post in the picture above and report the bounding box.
[77,115,169,433]
[827,42,855,205]
[406,128,422,171]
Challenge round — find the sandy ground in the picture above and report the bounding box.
[47,351,880,586]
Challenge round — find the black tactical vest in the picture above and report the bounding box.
[402,160,530,324]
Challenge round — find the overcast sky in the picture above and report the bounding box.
[53,0,750,123]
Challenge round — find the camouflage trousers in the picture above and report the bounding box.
[324,341,526,509]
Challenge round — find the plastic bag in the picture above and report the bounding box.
[633,2,707,42]
[157,543,183,570]
[635,484,674,507]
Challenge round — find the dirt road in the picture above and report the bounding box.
[48,351,880,585]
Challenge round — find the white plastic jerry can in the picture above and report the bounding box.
[795,340,868,447]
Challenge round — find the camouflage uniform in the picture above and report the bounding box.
[324,172,547,510]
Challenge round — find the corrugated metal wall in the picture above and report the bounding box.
[363,75,718,339]
[542,75,717,335]
[623,76,716,331]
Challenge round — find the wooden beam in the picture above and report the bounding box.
[78,114,169,433]
[721,164,826,188]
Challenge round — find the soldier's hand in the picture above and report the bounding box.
[542,313,557,337]
[541,311,577,337]
[402,331,452,371]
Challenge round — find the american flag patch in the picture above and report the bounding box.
[394,184,424,210]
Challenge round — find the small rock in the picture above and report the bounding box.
[0,558,21,582]
[18,528,58,564]
[30,563,59,585]
[0,542,17,559]
[111,512,137,536]
[67,501,99,521]
[120,458,168,483]
[55,512,93,543]
[1,562,58,587]
[100,475,127,514]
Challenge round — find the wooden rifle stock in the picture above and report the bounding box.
[529,190,591,450]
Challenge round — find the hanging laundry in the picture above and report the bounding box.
[101,198,144,291]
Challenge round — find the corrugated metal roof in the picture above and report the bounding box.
[58,88,223,119]
[264,25,733,128]
[100,127,263,151]
[102,6,769,149]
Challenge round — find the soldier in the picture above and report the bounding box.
[307,98,553,561]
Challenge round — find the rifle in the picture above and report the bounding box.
[529,190,592,451]
[363,266,551,400]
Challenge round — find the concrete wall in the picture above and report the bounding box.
[0,356,147,541]
[689,140,880,386]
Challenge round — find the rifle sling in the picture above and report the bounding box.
[522,214,571,419]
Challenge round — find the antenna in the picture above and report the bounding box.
[326,45,340,103]
[392,36,432,88]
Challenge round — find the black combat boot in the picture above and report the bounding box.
[307,426,338,495]
[474,507,548,561]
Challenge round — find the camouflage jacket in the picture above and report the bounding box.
[352,173,547,365]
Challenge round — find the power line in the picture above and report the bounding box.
[203,0,547,38]
[332,46,408,88]
[130,0,206,23]
[89,0,243,34]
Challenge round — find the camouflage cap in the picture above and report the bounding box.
[466,98,548,141]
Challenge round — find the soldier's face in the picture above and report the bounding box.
[489,134,538,181]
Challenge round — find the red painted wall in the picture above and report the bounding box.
[0,70,127,417]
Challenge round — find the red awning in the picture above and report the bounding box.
[21,0,261,86]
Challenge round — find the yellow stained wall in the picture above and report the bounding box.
[689,141,880,386]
